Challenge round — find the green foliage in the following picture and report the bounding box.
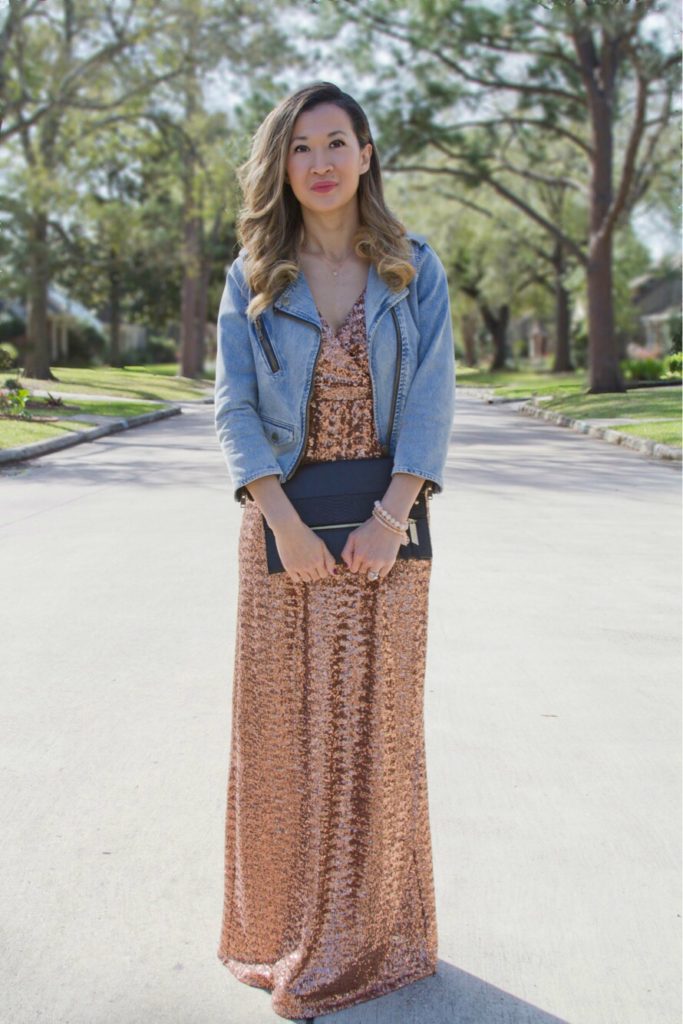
[620,357,664,382]
[58,325,107,369]
[668,313,682,354]
[120,337,178,366]
[664,352,682,377]
[0,386,31,417]
[0,313,24,343]
[0,343,19,370]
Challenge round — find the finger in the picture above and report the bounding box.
[351,551,365,573]
[342,539,354,570]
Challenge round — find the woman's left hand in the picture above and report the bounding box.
[340,516,404,578]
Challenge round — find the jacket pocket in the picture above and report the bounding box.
[254,317,281,373]
[261,416,295,448]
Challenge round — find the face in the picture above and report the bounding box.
[285,102,372,214]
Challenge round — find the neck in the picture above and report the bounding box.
[298,204,361,261]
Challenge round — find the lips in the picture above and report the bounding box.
[311,182,337,192]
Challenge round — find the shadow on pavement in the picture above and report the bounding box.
[329,959,570,1023]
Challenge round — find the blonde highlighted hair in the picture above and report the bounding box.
[235,81,416,320]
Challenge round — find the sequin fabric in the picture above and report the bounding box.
[217,287,438,1020]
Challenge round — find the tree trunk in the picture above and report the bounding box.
[482,303,509,371]
[180,190,201,378]
[23,211,56,380]
[109,254,123,368]
[586,230,624,391]
[196,256,211,373]
[582,33,625,393]
[460,312,478,367]
[552,243,573,372]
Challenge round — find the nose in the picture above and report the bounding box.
[311,149,333,174]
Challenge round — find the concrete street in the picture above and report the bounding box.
[1,392,680,1024]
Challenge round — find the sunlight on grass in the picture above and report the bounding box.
[456,365,587,397]
[26,399,166,418]
[544,390,682,419]
[615,420,682,448]
[0,418,95,449]
[15,365,213,402]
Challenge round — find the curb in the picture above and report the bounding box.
[459,386,533,405]
[0,405,182,465]
[517,399,682,462]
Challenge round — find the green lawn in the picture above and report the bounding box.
[0,396,169,450]
[13,364,213,402]
[612,420,682,448]
[457,364,682,448]
[540,389,681,420]
[456,365,587,398]
[23,397,167,418]
[0,417,96,449]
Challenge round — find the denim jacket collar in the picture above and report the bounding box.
[271,230,426,337]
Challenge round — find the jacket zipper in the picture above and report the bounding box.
[384,306,402,454]
[284,323,323,481]
[255,317,281,373]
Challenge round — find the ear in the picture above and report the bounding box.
[360,143,372,174]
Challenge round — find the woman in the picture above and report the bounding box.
[214,81,456,1021]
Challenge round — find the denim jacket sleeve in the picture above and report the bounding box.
[214,259,284,502]
[391,243,456,496]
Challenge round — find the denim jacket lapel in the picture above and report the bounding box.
[272,258,409,338]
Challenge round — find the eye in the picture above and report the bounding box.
[292,139,346,153]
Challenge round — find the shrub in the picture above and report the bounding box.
[121,336,178,366]
[62,324,107,367]
[663,352,682,377]
[668,312,682,354]
[621,357,664,381]
[0,342,19,370]
[0,385,30,416]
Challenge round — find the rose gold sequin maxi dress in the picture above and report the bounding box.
[217,287,438,1020]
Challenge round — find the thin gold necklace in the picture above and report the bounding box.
[299,244,354,278]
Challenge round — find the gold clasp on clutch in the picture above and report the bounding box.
[311,521,366,530]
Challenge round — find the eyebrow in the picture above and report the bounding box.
[291,130,348,141]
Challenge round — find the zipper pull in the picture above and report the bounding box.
[408,519,418,544]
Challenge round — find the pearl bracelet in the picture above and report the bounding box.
[373,500,409,532]
[371,507,410,545]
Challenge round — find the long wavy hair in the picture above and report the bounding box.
[235,82,416,320]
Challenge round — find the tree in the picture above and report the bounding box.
[1,0,301,379]
[318,0,681,392]
[1,0,191,379]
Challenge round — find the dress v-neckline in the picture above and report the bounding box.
[316,286,367,338]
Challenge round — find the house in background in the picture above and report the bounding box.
[2,283,218,366]
[0,284,107,361]
[628,257,682,357]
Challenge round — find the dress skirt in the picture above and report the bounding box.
[217,287,438,1019]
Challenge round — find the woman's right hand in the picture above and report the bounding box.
[273,519,338,583]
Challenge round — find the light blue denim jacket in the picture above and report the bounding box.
[214,230,456,504]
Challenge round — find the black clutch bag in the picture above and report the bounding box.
[260,456,432,574]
